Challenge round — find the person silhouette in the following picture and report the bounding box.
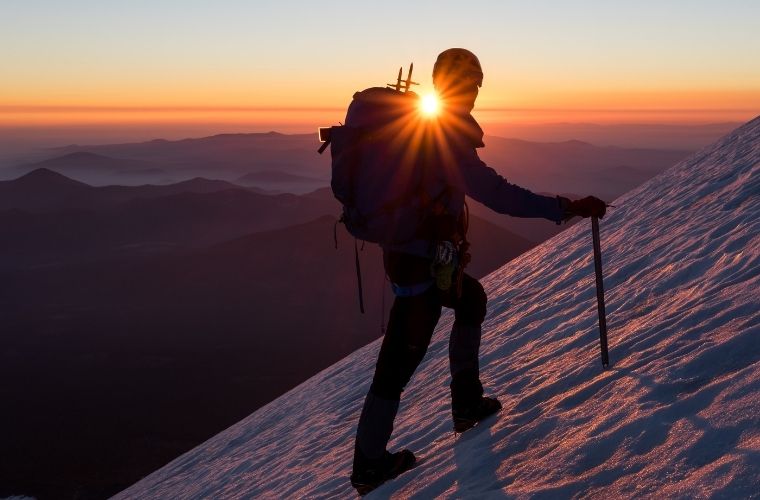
[349,48,606,495]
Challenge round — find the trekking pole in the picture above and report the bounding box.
[591,216,610,368]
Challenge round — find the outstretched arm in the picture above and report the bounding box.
[457,148,566,223]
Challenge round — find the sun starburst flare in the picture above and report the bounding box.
[420,93,439,116]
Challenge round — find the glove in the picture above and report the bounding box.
[560,196,607,220]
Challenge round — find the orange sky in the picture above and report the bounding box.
[2,1,758,131]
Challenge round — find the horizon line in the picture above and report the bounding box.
[1,105,758,114]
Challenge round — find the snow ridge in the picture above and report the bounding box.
[117,116,760,499]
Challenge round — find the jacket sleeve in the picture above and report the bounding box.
[457,147,565,223]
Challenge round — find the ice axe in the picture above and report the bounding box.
[591,216,610,368]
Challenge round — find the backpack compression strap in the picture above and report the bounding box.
[390,280,435,297]
[354,239,365,314]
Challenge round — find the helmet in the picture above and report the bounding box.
[432,48,483,88]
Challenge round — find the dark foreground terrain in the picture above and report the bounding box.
[0,173,535,499]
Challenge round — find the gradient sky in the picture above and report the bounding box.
[2,0,759,129]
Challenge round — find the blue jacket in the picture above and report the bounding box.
[382,113,565,257]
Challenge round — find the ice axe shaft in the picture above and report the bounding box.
[591,216,610,368]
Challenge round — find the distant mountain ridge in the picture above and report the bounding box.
[0,168,249,212]
[44,131,327,182]
[2,131,692,199]
[14,151,163,184]
[236,170,327,184]
[13,166,89,186]
[0,169,339,269]
[478,135,690,201]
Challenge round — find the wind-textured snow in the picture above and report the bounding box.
[117,117,760,499]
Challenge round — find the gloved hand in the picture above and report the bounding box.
[559,196,607,220]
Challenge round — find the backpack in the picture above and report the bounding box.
[320,86,430,245]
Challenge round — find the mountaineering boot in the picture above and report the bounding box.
[350,448,417,496]
[352,393,412,494]
[452,396,502,433]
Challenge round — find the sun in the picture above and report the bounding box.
[420,93,440,116]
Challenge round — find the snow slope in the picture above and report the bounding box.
[117,116,760,499]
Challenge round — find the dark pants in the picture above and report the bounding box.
[354,251,486,464]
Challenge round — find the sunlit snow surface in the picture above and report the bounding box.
[117,117,760,499]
